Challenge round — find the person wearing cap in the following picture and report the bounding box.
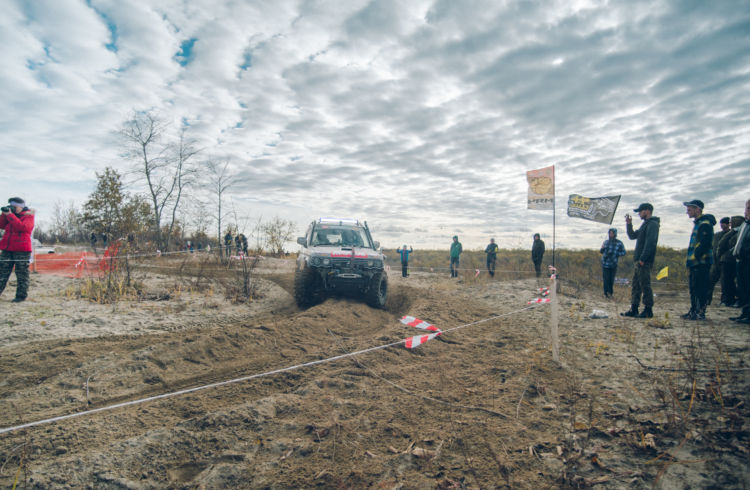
[449,236,462,278]
[682,200,716,320]
[0,197,35,302]
[730,199,750,324]
[531,233,545,278]
[718,216,744,307]
[396,244,413,277]
[600,228,626,298]
[708,217,731,305]
[484,238,499,277]
[621,203,660,318]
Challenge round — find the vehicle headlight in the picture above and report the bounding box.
[323,258,330,265]
[311,256,320,265]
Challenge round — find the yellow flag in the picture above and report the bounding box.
[656,266,668,280]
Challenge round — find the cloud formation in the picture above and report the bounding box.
[1,0,748,251]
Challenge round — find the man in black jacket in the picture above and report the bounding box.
[730,199,750,324]
[708,217,730,305]
[531,234,545,278]
[682,200,715,320]
[621,203,660,318]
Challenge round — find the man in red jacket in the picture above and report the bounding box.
[0,197,35,302]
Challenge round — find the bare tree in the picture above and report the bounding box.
[164,128,200,249]
[120,110,199,251]
[205,158,236,256]
[262,216,296,256]
[50,200,86,243]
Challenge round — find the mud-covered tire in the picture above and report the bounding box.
[294,266,320,308]
[366,271,388,309]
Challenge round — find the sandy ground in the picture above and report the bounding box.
[0,257,748,488]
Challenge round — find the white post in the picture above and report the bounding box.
[550,272,559,362]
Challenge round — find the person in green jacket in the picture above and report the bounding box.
[450,236,462,278]
[621,203,660,318]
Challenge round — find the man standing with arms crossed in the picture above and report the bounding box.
[621,203,660,318]
[730,199,750,324]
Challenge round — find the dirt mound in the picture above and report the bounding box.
[1,271,748,488]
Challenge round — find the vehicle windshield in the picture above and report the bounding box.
[312,225,371,248]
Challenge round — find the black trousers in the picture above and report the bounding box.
[401,261,408,277]
[688,264,711,313]
[533,261,542,278]
[631,262,654,308]
[486,257,496,277]
[450,257,460,277]
[602,266,616,296]
[737,260,750,317]
[0,250,31,300]
[720,260,737,305]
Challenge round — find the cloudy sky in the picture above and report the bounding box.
[2,0,748,251]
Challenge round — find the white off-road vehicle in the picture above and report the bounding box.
[294,218,387,309]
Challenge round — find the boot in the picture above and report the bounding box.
[621,305,639,317]
[681,309,695,320]
[638,306,653,318]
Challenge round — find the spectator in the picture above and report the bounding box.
[0,197,35,302]
[531,233,545,278]
[450,236,462,278]
[239,233,248,255]
[718,216,743,306]
[708,217,730,305]
[396,244,413,277]
[621,203,660,318]
[682,200,715,320]
[485,238,499,277]
[730,199,750,324]
[599,228,626,298]
[224,231,232,256]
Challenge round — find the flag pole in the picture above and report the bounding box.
[552,165,556,268]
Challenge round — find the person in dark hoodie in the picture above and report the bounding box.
[682,200,716,320]
[621,203,660,318]
[707,217,730,305]
[600,228,626,298]
[531,233,545,278]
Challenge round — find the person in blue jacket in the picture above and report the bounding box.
[396,244,413,277]
[600,228,626,298]
[485,238,499,277]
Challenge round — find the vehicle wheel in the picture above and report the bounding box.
[366,271,388,309]
[294,266,320,308]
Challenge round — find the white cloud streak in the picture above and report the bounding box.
[1,0,748,252]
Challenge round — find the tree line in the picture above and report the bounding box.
[33,110,296,256]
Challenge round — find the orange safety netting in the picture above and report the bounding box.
[33,250,118,278]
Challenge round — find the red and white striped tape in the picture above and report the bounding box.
[405,333,440,349]
[538,287,550,297]
[474,269,480,277]
[527,298,551,304]
[400,315,440,332]
[400,315,442,348]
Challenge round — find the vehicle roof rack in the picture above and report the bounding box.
[318,217,361,226]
